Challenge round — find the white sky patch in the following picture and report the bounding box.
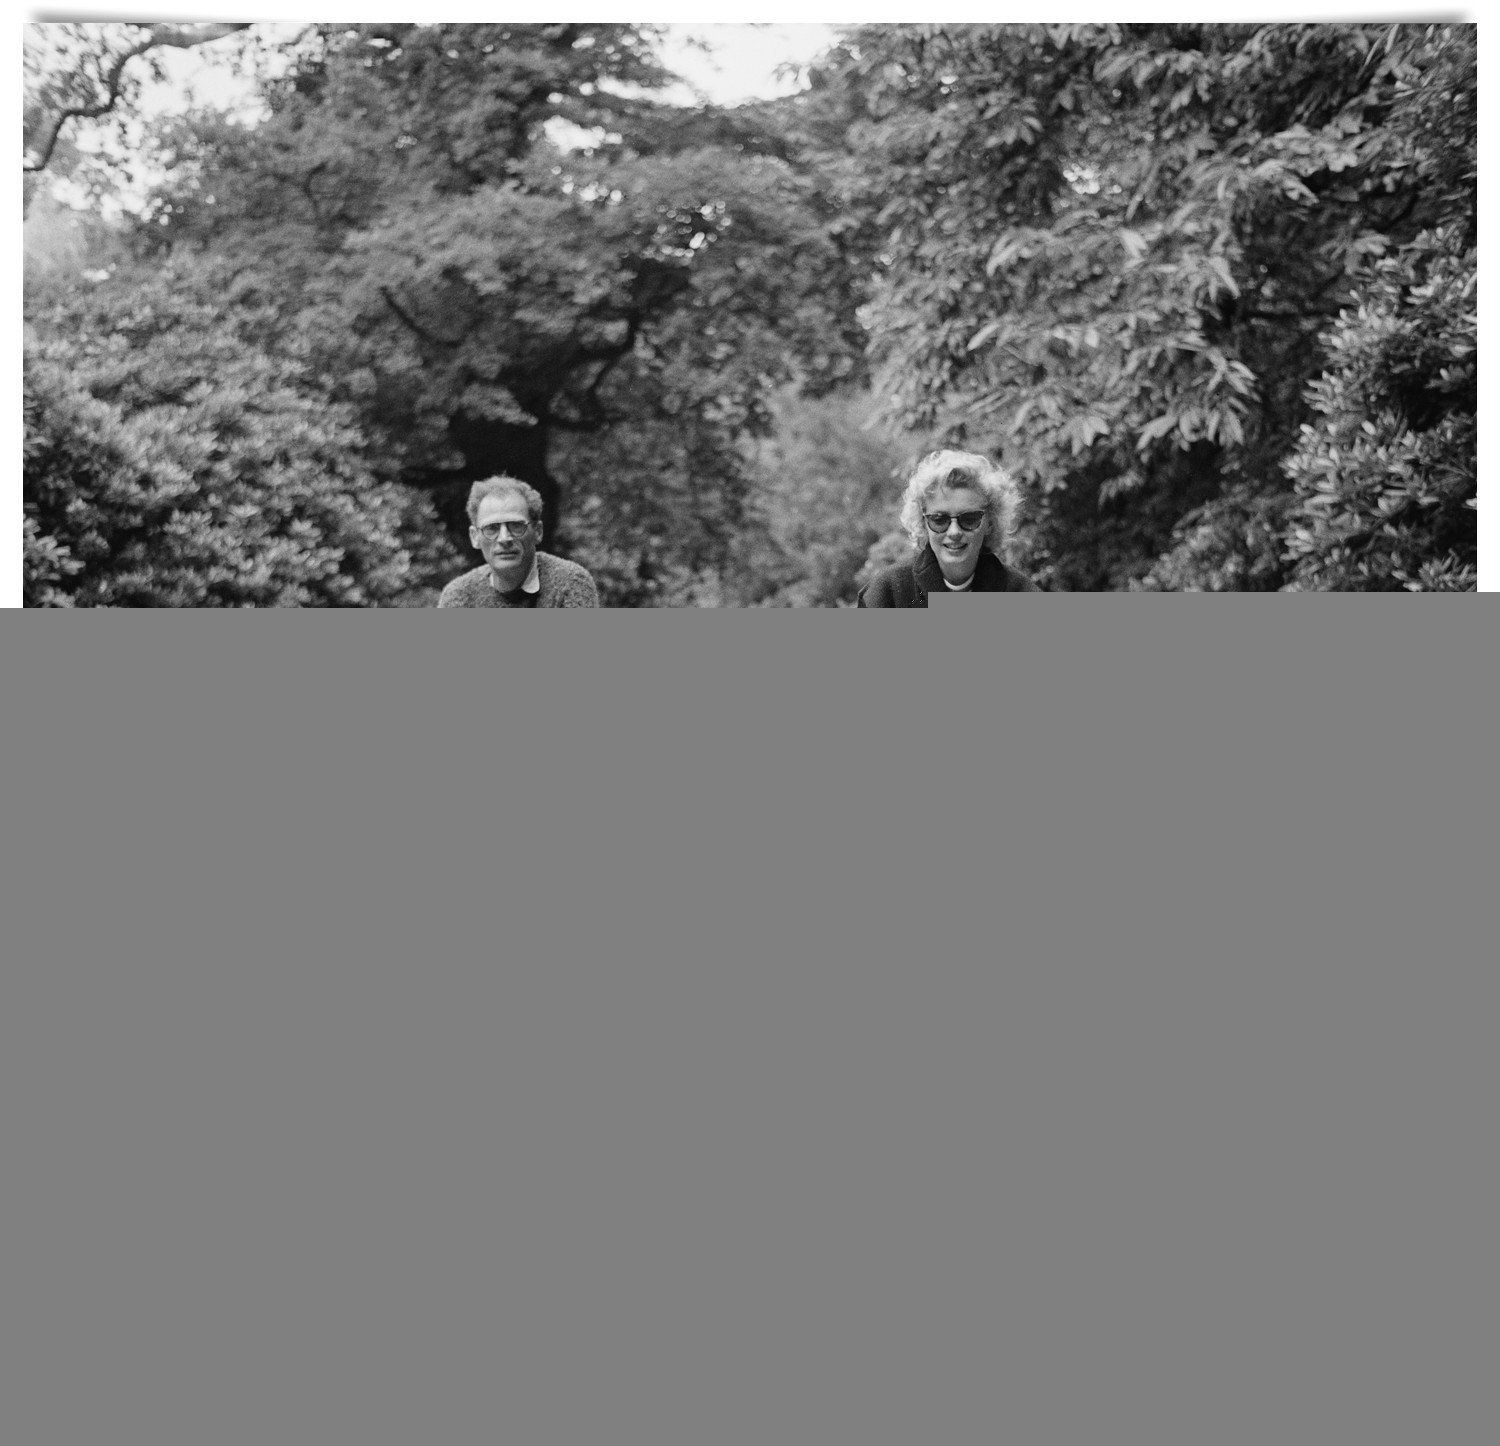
[132,22,838,119]
[658,24,838,105]
[137,24,299,124]
[39,23,843,210]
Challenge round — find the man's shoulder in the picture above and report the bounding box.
[537,551,595,583]
[437,565,495,608]
[536,551,600,606]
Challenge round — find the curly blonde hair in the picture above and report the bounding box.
[897,450,1021,556]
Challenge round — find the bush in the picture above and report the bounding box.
[1280,227,1476,591]
[24,261,458,607]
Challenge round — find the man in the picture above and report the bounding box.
[438,477,599,608]
[856,450,1041,605]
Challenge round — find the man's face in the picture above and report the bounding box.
[922,482,991,583]
[471,491,539,589]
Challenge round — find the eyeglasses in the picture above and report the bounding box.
[923,510,987,533]
[477,520,532,541]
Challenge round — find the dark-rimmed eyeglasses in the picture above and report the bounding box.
[477,520,532,541]
[923,510,987,533]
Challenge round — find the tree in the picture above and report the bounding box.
[23,23,251,207]
[135,24,867,601]
[822,23,1476,590]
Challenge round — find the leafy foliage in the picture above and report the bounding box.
[824,22,1476,590]
[25,258,456,607]
[134,23,866,596]
[1280,225,1475,591]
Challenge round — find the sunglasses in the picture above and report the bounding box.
[476,520,532,541]
[923,510,987,533]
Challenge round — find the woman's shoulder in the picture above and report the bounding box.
[972,550,1041,592]
[856,555,919,608]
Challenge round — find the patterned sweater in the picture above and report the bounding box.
[438,553,600,608]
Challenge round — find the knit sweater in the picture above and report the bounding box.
[856,545,1041,607]
[438,552,600,608]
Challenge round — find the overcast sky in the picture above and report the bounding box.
[141,23,842,120]
[31,23,840,217]
[659,24,841,104]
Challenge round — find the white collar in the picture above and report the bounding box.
[489,554,541,594]
[943,571,975,591]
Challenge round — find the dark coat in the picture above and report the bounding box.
[856,545,1041,607]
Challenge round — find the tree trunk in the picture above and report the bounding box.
[425,415,561,563]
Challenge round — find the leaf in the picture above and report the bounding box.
[1207,254,1240,298]
[1136,413,1177,449]
[1071,413,1110,453]
[985,233,1030,274]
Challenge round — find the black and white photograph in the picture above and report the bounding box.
[9,19,1495,1446]
[20,15,1481,603]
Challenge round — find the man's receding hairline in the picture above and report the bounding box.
[475,489,530,514]
[467,475,543,524]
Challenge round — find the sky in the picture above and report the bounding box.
[138,23,842,121]
[656,24,841,105]
[35,22,843,214]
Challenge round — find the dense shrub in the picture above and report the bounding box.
[24,261,457,607]
[823,22,1477,591]
[1280,227,1476,591]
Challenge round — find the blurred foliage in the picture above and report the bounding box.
[553,389,918,608]
[731,389,919,608]
[823,22,1476,591]
[23,190,118,290]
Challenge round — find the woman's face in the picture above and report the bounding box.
[922,483,991,583]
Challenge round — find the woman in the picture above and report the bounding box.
[857,450,1040,605]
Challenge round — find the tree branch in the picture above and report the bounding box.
[549,418,604,434]
[1241,307,1346,323]
[575,309,641,366]
[378,286,466,348]
[24,23,251,174]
